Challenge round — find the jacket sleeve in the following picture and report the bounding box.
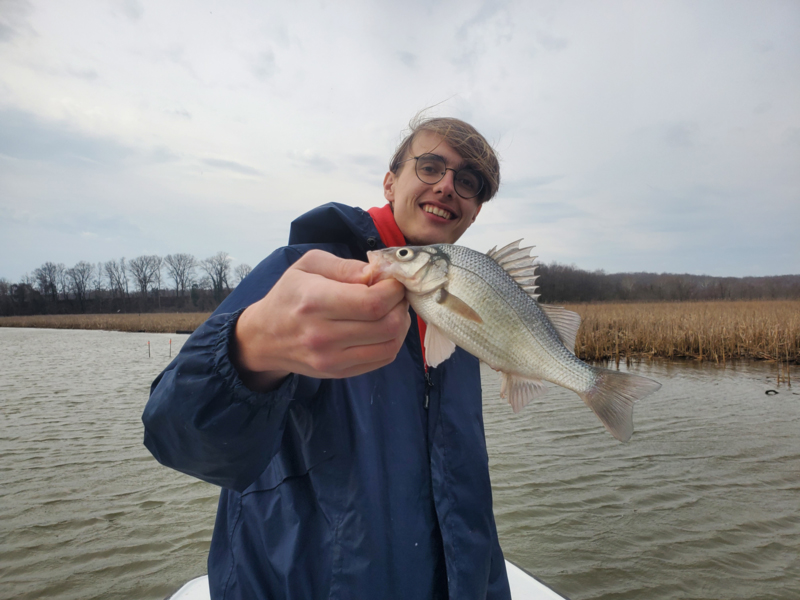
[142,246,310,492]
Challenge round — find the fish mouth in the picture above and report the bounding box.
[366,249,393,285]
[421,203,456,221]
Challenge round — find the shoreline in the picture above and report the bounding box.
[1,300,798,364]
[0,312,211,334]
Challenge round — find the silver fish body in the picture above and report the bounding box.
[368,242,662,442]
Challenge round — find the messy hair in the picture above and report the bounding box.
[389,114,501,203]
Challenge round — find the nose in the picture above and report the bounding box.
[434,168,457,198]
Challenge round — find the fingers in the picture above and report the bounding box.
[294,250,373,285]
[232,249,412,388]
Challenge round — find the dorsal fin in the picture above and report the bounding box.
[539,305,582,353]
[486,240,539,299]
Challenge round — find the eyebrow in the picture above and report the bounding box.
[422,152,474,172]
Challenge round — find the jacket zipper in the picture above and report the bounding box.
[424,368,433,410]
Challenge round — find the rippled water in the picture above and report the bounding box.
[1,328,798,600]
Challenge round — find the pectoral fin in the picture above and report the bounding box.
[499,372,548,413]
[435,288,483,323]
[424,323,457,367]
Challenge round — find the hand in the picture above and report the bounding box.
[232,250,411,391]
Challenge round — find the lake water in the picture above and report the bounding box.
[1,328,798,600]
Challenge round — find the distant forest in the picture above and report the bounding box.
[0,252,249,317]
[1,253,799,317]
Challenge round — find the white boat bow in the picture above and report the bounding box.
[169,559,568,599]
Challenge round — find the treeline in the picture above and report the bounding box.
[0,252,252,317]
[3,256,799,317]
[536,263,800,303]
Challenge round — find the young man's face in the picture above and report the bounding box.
[383,131,482,246]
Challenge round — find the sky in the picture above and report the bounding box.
[1,0,798,281]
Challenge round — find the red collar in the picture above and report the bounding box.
[366,202,429,368]
[367,203,406,247]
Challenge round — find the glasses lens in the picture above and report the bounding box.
[415,154,446,183]
[454,168,483,199]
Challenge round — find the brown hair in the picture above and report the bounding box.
[389,115,501,203]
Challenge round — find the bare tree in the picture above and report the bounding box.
[105,258,128,298]
[151,255,164,308]
[67,261,95,311]
[164,253,196,297]
[92,262,105,297]
[200,252,232,302]
[128,255,161,298]
[234,263,252,286]
[55,264,69,300]
[34,262,62,302]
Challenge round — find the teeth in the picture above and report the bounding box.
[423,205,453,220]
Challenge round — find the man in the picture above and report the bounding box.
[143,116,510,599]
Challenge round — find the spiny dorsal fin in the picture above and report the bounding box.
[539,304,582,353]
[486,239,540,299]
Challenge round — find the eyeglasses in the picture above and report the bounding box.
[398,153,484,200]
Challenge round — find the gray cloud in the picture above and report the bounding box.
[663,122,699,148]
[0,0,34,43]
[288,150,336,173]
[2,206,142,238]
[116,0,143,21]
[397,51,417,68]
[500,175,565,198]
[0,109,133,167]
[252,49,277,81]
[201,158,263,177]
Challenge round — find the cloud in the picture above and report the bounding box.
[500,175,565,198]
[0,0,34,43]
[251,49,277,81]
[397,51,417,68]
[0,108,133,167]
[663,122,698,148]
[201,158,262,177]
[115,0,143,21]
[288,150,336,173]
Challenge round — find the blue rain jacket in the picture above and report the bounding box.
[143,203,511,600]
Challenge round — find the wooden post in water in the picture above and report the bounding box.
[169,338,172,358]
[148,340,150,358]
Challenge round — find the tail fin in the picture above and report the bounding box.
[578,368,662,442]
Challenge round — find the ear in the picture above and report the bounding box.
[470,203,482,224]
[383,171,396,203]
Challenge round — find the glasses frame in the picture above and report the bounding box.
[397,154,485,200]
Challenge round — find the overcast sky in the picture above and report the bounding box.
[1,0,798,282]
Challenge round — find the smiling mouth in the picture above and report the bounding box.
[422,204,455,220]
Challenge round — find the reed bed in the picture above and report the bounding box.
[2,301,798,367]
[566,300,800,366]
[0,312,211,334]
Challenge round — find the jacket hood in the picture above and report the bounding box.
[288,203,382,257]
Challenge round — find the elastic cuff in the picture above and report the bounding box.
[212,309,299,405]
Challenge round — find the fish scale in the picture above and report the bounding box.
[368,243,662,442]
[424,245,595,391]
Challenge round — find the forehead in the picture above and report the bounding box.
[410,130,465,166]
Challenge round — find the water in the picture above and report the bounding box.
[1,328,798,599]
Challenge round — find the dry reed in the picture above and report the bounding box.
[0,313,211,334]
[565,300,800,364]
[2,301,798,365]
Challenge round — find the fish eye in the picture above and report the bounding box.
[396,248,415,261]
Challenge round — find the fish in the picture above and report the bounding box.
[367,240,662,442]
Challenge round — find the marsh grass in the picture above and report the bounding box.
[0,312,211,334]
[2,300,798,365]
[566,300,800,365]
